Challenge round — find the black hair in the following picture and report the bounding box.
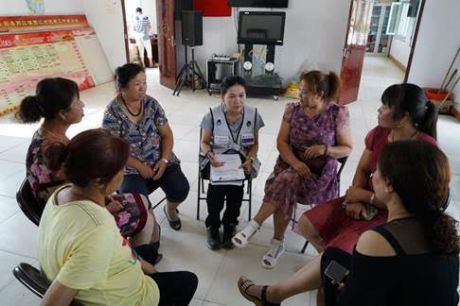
[381,83,438,139]
[300,70,341,101]
[48,128,129,188]
[221,75,247,97]
[378,140,459,255]
[16,78,79,123]
[136,7,143,14]
[114,63,145,92]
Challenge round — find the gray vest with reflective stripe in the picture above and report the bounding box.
[211,104,257,156]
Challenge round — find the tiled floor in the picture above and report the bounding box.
[0,56,459,305]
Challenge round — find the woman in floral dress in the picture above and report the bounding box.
[232,71,353,269]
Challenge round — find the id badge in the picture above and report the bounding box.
[241,133,254,145]
[214,135,229,145]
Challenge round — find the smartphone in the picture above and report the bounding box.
[324,260,349,283]
[362,204,379,221]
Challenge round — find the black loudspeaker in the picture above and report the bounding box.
[181,10,203,46]
[175,0,193,20]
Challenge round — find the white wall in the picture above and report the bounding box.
[390,37,410,68]
[0,1,350,84]
[0,0,83,15]
[407,0,460,104]
[192,1,350,83]
[82,0,126,71]
[141,0,157,34]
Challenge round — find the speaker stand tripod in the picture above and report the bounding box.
[173,46,206,96]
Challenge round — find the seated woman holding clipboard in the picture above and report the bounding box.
[200,76,265,251]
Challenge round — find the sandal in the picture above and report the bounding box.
[238,276,263,306]
[261,239,285,269]
[238,276,280,306]
[232,220,260,248]
[163,206,181,230]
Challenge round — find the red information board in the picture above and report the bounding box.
[0,15,99,116]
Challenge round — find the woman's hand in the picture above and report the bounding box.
[209,154,224,168]
[345,186,370,203]
[291,161,312,177]
[138,163,154,179]
[345,202,366,220]
[105,195,124,213]
[152,159,168,180]
[304,144,326,159]
[239,159,252,173]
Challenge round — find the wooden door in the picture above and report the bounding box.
[120,0,131,63]
[339,0,373,104]
[156,0,177,89]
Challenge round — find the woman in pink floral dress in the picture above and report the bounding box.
[232,71,353,268]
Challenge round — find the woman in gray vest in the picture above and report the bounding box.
[200,76,265,250]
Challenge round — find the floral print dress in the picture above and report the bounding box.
[263,102,350,218]
[25,129,148,236]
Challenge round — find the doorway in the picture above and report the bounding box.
[121,0,159,69]
[340,0,425,103]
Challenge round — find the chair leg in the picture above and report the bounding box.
[248,180,252,221]
[301,240,309,254]
[197,174,201,220]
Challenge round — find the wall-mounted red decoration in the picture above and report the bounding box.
[193,0,232,17]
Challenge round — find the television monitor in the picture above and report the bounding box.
[237,11,286,45]
[228,0,288,8]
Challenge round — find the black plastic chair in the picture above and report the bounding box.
[16,178,45,226]
[13,263,82,305]
[299,156,348,253]
[196,161,253,221]
[13,263,49,298]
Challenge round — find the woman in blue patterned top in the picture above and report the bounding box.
[103,63,189,230]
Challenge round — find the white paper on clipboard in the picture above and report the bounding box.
[210,154,245,185]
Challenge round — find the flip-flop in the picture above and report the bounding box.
[237,276,263,306]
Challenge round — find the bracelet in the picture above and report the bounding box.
[160,158,169,164]
[323,144,328,157]
[369,193,375,205]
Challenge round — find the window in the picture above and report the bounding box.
[386,1,418,44]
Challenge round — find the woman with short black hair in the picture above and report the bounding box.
[103,63,190,231]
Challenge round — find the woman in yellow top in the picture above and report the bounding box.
[38,128,198,306]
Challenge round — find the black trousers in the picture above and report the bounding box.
[205,184,244,228]
[149,271,198,306]
[120,164,190,204]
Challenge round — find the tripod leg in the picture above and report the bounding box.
[173,66,187,96]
